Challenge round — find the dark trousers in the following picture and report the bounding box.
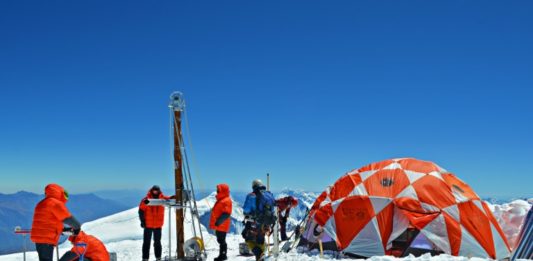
[59,250,92,261]
[36,243,54,261]
[279,216,288,240]
[142,228,162,259]
[216,230,227,255]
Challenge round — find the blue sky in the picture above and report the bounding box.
[0,1,532,197]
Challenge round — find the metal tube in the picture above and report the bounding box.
[168,205,172,260]
[23,234,26,261]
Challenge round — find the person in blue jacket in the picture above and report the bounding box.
[242,179,267,261]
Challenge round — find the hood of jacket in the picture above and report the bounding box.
[45,183,67,203]
[146,188,165,199]
[216,184,230,201]
[69,231,87,243]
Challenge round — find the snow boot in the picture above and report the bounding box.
[214,244,227,261]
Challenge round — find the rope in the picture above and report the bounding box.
[171,106,215,252]
[183,109,212,209]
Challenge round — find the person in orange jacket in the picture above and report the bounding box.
[209,184,232,261]
[31,184,81,261]
[59,230,110,261]
[138,185,171,261]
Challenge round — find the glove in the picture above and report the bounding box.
[73,228,80,236]
[140,221,145,228]
[143,199,150,205]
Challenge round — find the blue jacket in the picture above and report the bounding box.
[243,192,257,215]
[243,187,267,215]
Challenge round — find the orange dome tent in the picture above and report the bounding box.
[300,158,511,259]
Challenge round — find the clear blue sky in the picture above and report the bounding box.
[0,1,531,197]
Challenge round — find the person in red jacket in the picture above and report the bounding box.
[138,185,171,261]
[31,184,81,261]
[59,230,110,261]
[276,196,298,241]
[209,184,232,261]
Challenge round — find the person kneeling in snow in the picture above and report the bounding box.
[59,230,110,261]
[138,185,173,261]
[209,184,232,261]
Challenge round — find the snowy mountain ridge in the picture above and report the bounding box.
[0,192,530,261]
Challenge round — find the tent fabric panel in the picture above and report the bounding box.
[441,173,480,201]
[458,201,496,258]
[387,206,410,248]
[349,182,369,197]
[411,175,456,209]
[396,185,419,200]
[314,203,334,226]
[418,214,451,254]
[344,217,385,257]
[403,170,426,184]
[310,190,328,214]
[363,168,410,198]
[358,159,395,173]
[375,203,395,250]
[443,212,462,256]
[329,174,362,201]
[333,196,375,249]
[397,158,441,173]
[490,222,511,259]
[482,201,511,250]
[459,226,490,258]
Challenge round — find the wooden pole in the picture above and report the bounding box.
[171,92,185,259]
[318,239,324,258]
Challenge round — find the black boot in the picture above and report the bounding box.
[214,244,227,261]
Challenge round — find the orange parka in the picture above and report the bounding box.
[138,190,170,229]
[209,184,232,232]
[31,184,72,245]
[69,231,110,261]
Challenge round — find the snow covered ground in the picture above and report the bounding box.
[1,194,531,261]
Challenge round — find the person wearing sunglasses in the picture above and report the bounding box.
[31,183,81,261]
[138,185,173,261]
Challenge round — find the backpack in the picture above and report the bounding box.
[255,190,276,226]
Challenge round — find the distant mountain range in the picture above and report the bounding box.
[0,191,129,255]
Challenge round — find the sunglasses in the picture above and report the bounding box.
[64,190,69,200]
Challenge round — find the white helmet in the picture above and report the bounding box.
[252,179,263,189]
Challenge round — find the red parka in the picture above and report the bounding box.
[69,231,110,261]
[209,184,232,232]
[138,190,171,229]
[31,184,72,245]
[276,196,298,211]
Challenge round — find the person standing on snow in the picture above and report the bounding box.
[59,230,109,261]
[276,196,298,241]
[242,179,276,261]
[31,183,81,261]
[138,185,172,261]
[209,184,233,261]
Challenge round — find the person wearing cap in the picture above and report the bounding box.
[138,185,172,261]
[31,184,81,261]
[242,179,267,261]
[59,230,109,261]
